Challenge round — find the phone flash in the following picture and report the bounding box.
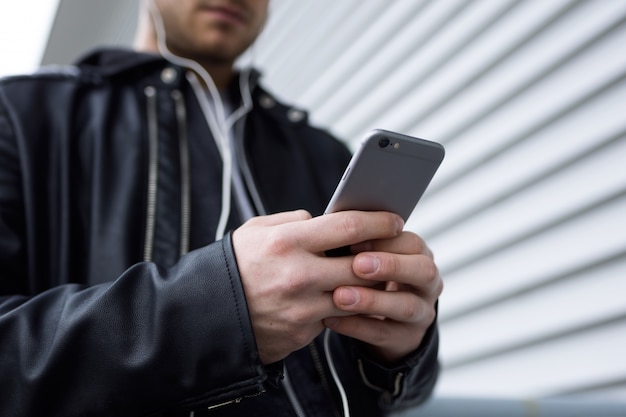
[393,143,400,149]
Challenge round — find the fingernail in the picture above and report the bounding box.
[396,217,404,233]
[324,317,339,327]
[338,287,359,307]
[356,255,380,274]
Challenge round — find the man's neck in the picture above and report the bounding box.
[194,59,235,90]
[134,41,235,89]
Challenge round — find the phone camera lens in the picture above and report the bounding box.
[378,138,390,148]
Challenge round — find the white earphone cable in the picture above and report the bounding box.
[148,0,253,240]
[324,329,351,417]
[148,4,350,416]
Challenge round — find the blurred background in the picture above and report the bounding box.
[2,0,625,409]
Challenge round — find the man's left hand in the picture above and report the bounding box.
[324,231,443,363]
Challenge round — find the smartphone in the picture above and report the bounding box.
[325,129,445,221]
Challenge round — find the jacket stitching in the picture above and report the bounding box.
[221,235,256,376]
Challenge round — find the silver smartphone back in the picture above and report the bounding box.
[325,129,445,221]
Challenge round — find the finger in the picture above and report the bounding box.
[352,252,441,298]
[332,285,437,325]
[351,231,433,257]
[245,209,312,227]
[323,315,425,361]
[294,291,356,322]
[286,211,404,253]
[300,256,382,292]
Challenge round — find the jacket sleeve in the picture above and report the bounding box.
[0,94,268,416]
[0,238,269,417]
[327,306,440,414]
[353,315,440,411]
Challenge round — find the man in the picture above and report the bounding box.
[0,0,442,415]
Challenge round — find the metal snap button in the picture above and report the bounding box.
[259,94,276,109]
[287,109,305,123]
[161,67,177,84]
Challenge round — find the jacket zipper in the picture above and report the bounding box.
[171,89,191,256]
[309,342,342,417]
[283,365,307,417]
[143,86,159,262]
[206,397,243,410]
[143,86,191,261]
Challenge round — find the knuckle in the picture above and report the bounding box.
[339,213,362,238]
[421,258,439,284]
[400,301,419,321]
[290,308,312,327]
[371,324,391,347]
[435,278,444,298]
[423,303,437,326]
[386,255,400,277]
[265,229,294,256]
[384,214,400,233]
[405,232,426,254]
[242,216,259,226]
[280,271,308,295]
[294,209,312,221]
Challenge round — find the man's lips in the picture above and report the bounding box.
[200,5,248,25]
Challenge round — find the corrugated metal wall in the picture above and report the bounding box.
[253,0,626,400]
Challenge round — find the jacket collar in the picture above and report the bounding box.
[74,48,169,76]
[73,47,306,138]
[74,47,262,88]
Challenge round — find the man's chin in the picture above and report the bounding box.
[167,42,238,65]
[191,37,254,63]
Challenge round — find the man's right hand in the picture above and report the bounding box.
[231,209,404,364]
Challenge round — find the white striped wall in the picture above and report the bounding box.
[254,0,626,400]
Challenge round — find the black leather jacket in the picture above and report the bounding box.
[0,49,439,417]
